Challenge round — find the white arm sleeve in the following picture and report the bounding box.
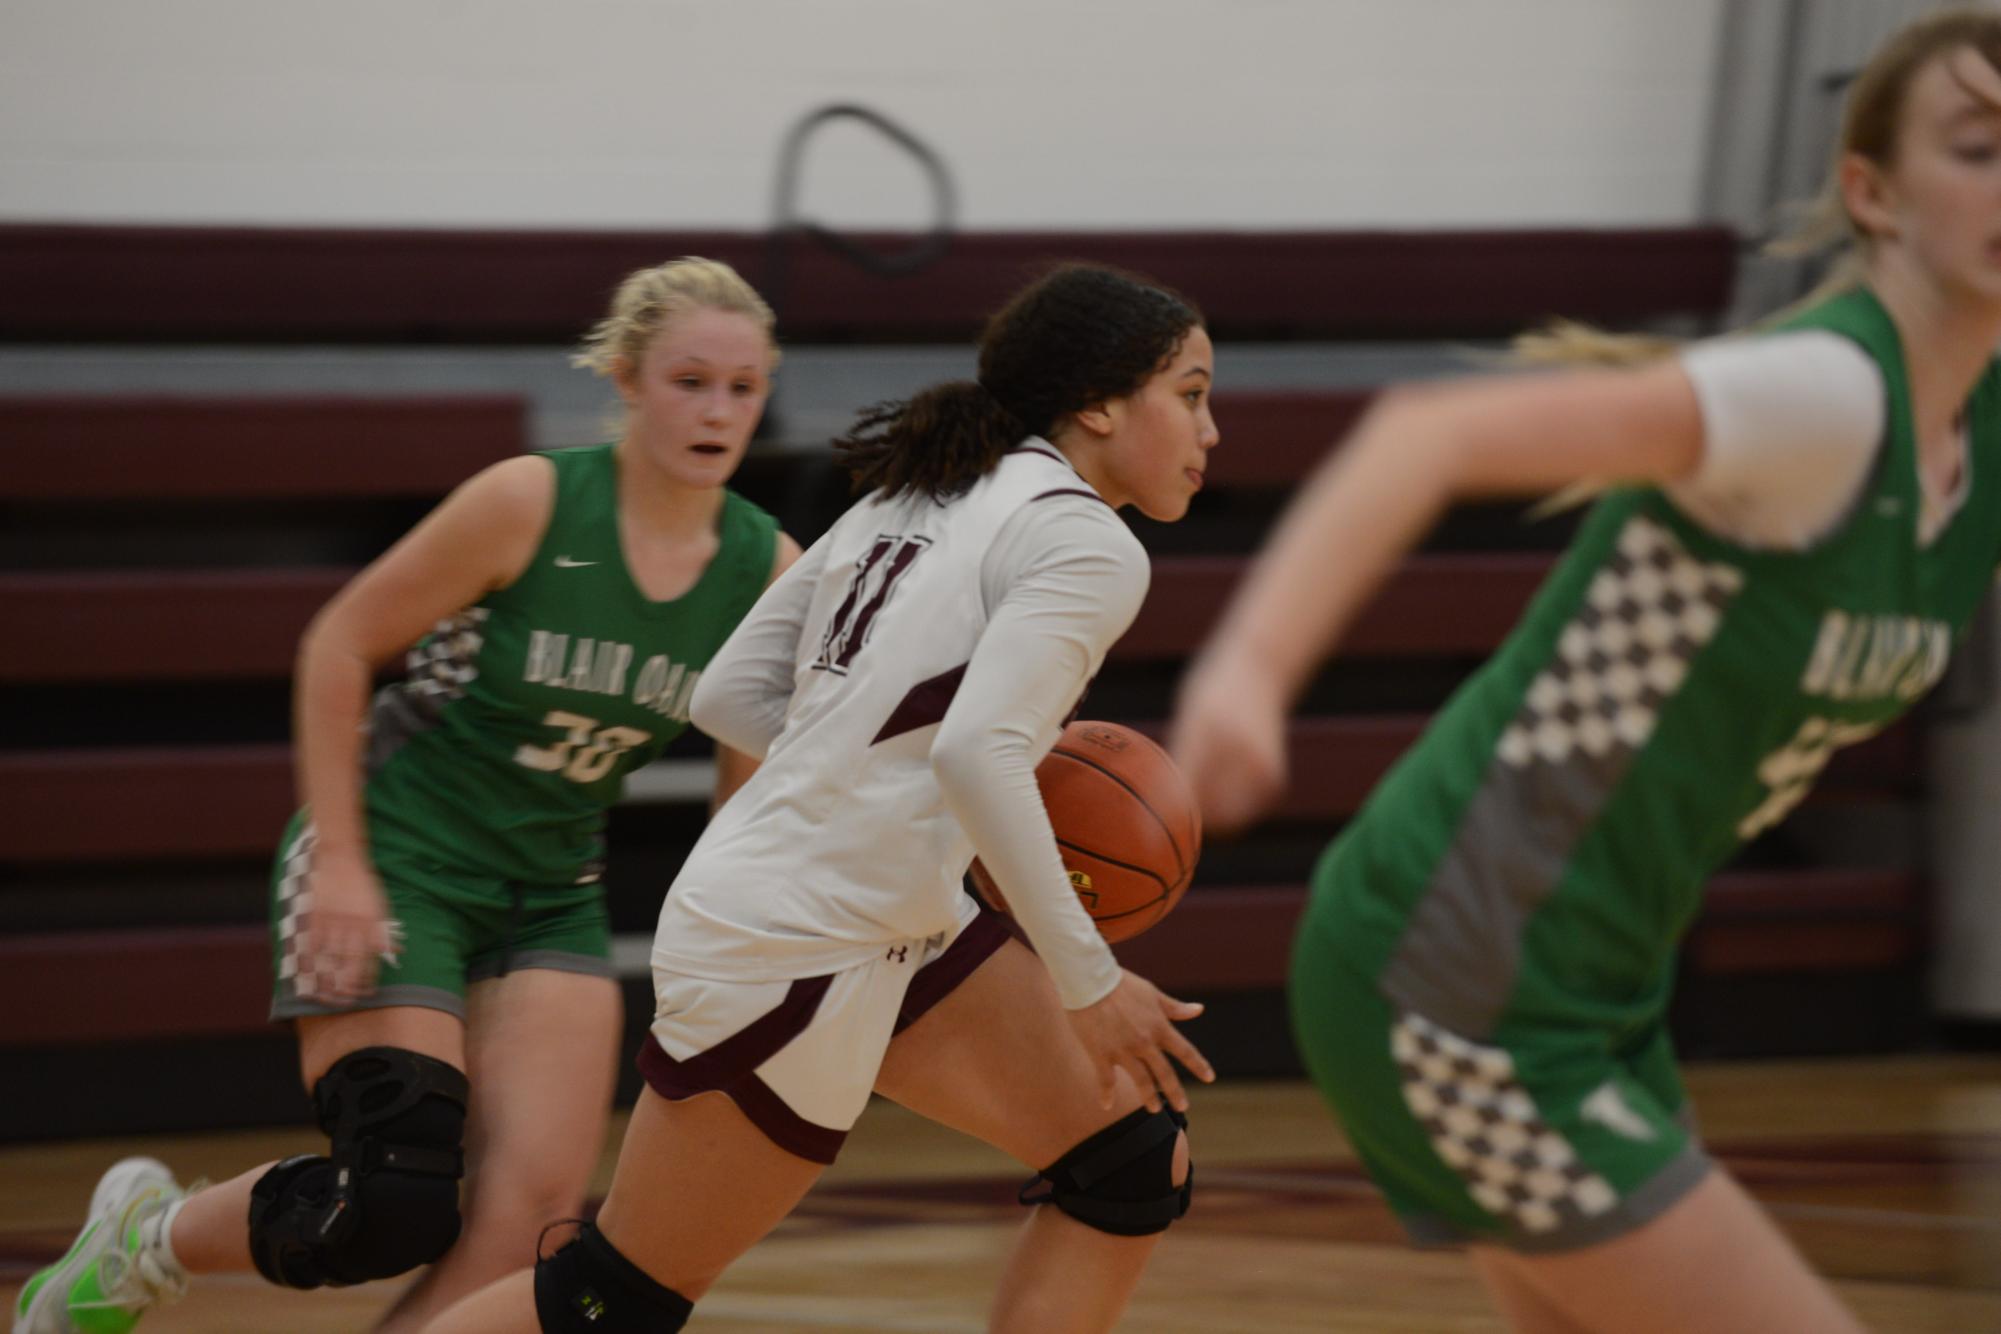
[930,499,1149,1011]
[687,535,828,760]
[1668,330,1887,549]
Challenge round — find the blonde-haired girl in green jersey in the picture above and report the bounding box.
[1172,10,2001,1333]
[17,258,802,1334]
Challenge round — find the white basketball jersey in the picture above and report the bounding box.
[652,443,1144,985]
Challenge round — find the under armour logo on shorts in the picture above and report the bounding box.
[886,945,909,962]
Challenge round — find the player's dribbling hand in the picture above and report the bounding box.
[1067,970,1216,1113]
[297,849,399,1004]
[1168,650,1289,838]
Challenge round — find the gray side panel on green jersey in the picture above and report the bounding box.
[1379,515,1744,1037]
[365,607,489,775]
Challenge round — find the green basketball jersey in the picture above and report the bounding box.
[1315,288,2001,1040]
[360,443,778,886]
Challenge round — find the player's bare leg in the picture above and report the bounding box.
[422,1084,825,1333]
[1469,1250,1596,1334]
[876,937,1185,1334]
[371,971,619,1333]
[14,1007,463,1334]
[167,1006,466,1277]
[1471,1171,1864,1334]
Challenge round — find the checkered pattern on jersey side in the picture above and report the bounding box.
[1496,516,1742,769]
[274,822,318,991]
[401,607,490,718]
[1392,1010,1618,1235]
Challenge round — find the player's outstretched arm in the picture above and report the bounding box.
[291,455,555,999]
[703,531,806,812]
[1172,361,1705,836]
[933,502,1148,1011]
[690,531,823,760]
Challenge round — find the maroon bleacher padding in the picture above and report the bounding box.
[1280,720,1920,816]
[0,224,1736,343]
[0,866,1919,1047]
[0,745,293,861]
[0,720,1917,864]
[1684,917,1922,974]
[1683,870,1927,973]
[2,552,1547,683]
[1272,718,1918,821]
[1116,554,1553,662]
[1114,870,1923,991]
[0,568,347,682]
[1202,391,1373,487]
[0,926,271,1045]
[1126,715,1915,824]
[0,395,525,500]
[1111,887,1309,991]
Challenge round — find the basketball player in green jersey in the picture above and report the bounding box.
[16,258,801,1334]
[1171,11,2001,1333]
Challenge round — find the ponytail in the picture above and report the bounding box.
[833,262,1201,503]
[833,381,1027,501]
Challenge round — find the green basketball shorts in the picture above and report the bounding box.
[268,811,613,1021]
[1289,902,1709,1253]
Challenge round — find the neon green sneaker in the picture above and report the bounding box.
[14,1157,188,1334]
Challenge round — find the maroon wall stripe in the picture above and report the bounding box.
[0,225,1737,343]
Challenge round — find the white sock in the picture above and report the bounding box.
[136,1196,191,1294]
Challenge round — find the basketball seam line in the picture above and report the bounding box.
[1049,745,1189,885]
[1055,836,1171,898]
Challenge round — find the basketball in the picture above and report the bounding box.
[971,720,1201,943]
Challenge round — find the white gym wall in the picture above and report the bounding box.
[0,0,1722,230]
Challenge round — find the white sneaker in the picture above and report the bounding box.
[13,1157,188,1334]
[84,1159,173,1226]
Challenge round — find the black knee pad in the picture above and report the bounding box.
[248,1046,469,1288]
[535,1221,693,1333]
[1019,1106,1192,1237]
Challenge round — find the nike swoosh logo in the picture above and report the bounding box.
[554,556,597,568]
[1579,1082,1657,1142]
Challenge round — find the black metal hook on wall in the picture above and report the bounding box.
[762,103,959,321]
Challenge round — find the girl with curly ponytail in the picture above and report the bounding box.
[837,262,1211,509]
[428,260,1222,1334]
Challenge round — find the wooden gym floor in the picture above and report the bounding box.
[3,1055,1997,1332]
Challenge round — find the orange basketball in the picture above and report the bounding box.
[971,720,1201,943]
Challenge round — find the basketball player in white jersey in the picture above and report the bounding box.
[426,263,1221,1333]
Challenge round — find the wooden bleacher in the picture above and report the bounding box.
[0,222,1930,1133]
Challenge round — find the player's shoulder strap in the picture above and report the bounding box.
[1767,286,1901,378]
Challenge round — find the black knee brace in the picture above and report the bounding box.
[535,1221,694,1333]
[247,1046,469,1289]
[1019,1106,1192,1237]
